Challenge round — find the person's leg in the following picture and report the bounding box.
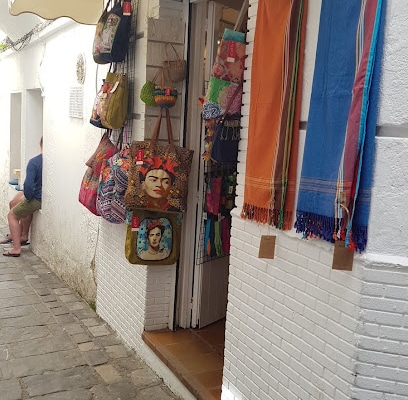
[5,192,25,241]
[20,214,33,243]
[4,198,40,256]
[6,210,22,255]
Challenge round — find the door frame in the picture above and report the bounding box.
[177,0,241,329]
[176,0,208,329]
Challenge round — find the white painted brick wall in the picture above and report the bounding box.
[223,0,408,400]
[97,2,185,339]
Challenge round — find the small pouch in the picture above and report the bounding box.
[140,69,161,107]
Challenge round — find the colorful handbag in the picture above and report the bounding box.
[210,83,242,163]
[124,108,194,213]
[79,131,119,215]
[202,27,246,120]
[92,0,132,64]
[97,146,130,224]
[154,68,178,109]
[125,208,183,265]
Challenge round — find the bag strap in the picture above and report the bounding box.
[115,127,124,149]
[101,0,113,17]
[152,68,161,84]
[165,109,175,151]
[150,108,175,151]
[150,108,163,150]
[165,43,181,61]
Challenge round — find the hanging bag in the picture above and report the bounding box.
[124,108,194,213]
[154,68,178,109]
[211,83,242,163]
[90,79,107,128]
[79,131,120,215]
[162,42,187,83]
[125,208,183,265]
[93,0,132,64]
[140,68,161,107]
[100,64,129,129]
[96,144,131,224]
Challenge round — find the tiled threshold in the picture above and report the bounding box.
[142,319,225,400]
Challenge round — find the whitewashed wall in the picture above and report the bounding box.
[222,1,408,400]
[0,20,105,302]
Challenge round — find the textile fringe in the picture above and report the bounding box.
[294,211,367,252]
[241,203,293,231]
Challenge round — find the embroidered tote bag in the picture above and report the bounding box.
[124,108,194,213]
[79,131,119,215]
[96,146,131,224]
[125,208,182,265]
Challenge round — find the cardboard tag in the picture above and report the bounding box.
[258,235,276,259]
[123,1,131,16]
[131,216,140,232]
[136,149,144,165]
[332,240,354,271]
[227,41,237,63]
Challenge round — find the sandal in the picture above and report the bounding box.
[3,251,20,257]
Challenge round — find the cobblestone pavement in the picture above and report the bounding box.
[0,231,181,400]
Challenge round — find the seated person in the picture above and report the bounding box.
[3,137,43,257]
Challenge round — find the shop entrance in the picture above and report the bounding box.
[178,0,246,330]
[142,2,247,398]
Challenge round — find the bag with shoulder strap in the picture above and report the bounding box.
[79,131,120,215]
[93,0,132,64]
[97,145,131,224]
[124,108,194,213]
[100,64,129,129]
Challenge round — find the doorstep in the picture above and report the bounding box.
[142,321,225,400]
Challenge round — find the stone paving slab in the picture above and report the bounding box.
[0,225,182,400]
[0,378,22,400]
[23,366,100,397]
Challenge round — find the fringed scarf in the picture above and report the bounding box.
[295,0,385,252]
[241,0,308,230]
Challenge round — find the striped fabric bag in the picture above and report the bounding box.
[97,147,131,224]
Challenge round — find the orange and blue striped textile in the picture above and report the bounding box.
[241,0,308,230]
[295,0,386,252]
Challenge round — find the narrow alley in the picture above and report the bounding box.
[0,223,180,400]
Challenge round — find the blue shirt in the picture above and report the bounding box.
[24,154,43,202]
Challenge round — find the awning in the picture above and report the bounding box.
[8,0,104,25]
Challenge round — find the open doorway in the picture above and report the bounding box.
[185,0,246,330]
[143,1,247,398]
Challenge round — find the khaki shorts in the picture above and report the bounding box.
[12,197,41,219]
